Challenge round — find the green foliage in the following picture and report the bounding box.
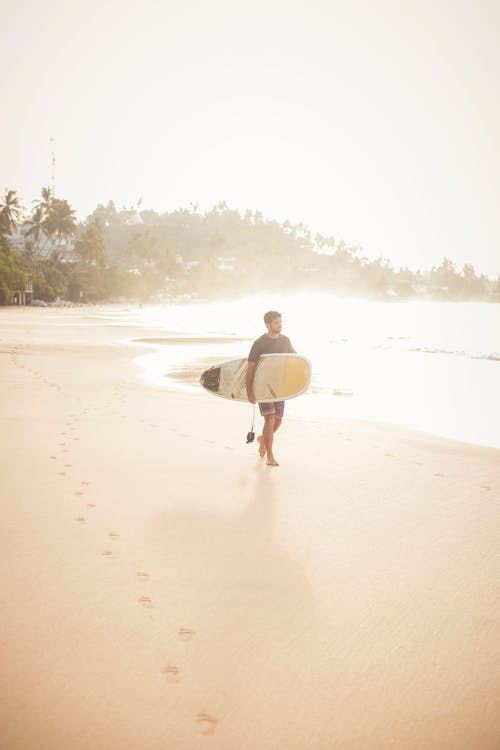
[0,247,25,303]
[428,258,490,300]
[0,185,498,304]
[75,219,106,265]
[0,280,11,305]
[0,189,23,235]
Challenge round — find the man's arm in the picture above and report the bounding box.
[246,359,257,403]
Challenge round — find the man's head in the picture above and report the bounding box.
[264,310,282,335]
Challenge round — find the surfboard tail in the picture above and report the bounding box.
[200,366,221,392]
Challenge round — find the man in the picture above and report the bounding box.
[246,310,296,467]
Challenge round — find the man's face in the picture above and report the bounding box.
[267,315,282,334]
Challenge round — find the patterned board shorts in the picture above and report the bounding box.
[258,400,285,418]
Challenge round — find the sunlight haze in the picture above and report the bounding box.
[2,0,499,275]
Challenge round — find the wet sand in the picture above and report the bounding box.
[1,306,499,749]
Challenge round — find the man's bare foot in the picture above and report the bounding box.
[257,435,266,458]
[266,457,279,466]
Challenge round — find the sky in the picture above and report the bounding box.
[1,0,499,276]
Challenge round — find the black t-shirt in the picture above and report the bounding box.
[248,333,296,362]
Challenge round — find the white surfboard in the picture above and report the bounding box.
[200,353,312,402]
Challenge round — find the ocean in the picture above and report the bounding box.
[85,294,500,450]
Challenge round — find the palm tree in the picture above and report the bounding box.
[30,187,77,254]
[53,199,77,240]
[26,186,55,253]
[0,189,23,235]
[25,205,46,254]
[43,198,78,252]
[33,186,54,218]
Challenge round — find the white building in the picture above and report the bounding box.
[8,222,77,262]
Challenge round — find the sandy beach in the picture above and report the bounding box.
[1,306,499,750]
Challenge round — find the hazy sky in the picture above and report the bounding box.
[1,0,499,276]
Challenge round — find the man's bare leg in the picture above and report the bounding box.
[257,435,266,457]
[257,417,281,459]
[263,414,280,466]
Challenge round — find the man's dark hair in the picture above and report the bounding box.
[264,310,281,325]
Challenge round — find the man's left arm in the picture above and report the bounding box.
[246,360,257,403]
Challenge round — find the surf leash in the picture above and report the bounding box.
[246,404,256,443]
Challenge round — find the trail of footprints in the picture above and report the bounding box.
[97,527,212,733]
[49,401,217,738]
[98,542,212,733]
[10,350,66,394]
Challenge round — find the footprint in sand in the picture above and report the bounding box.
[86,503,96,509]
[76,517,86,524]
[101,550,113,559]
[136,571,151,582]
[74,491,84,496]
[58,471,67,476]
[434,472,445,478]
[481,484,492,492]
[81,481,91,486]
[50,455,57,460]
[161,664,180,683]
[137,595,153,609]
[109,532,120,540]
[178,628,195,642]
[196,713,218,736]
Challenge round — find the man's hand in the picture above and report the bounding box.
[248,391,257,404]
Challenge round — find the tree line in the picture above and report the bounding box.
[1,188,499,305]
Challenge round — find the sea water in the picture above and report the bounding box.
[88,294,500,450]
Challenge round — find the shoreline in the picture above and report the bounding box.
[129,332,500,453]
[1,307,500,749]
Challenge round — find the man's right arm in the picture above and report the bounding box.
[246,359,257,403]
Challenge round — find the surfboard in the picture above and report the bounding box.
[200,353,311,402]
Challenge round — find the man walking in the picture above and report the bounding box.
[246,310,296,466]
